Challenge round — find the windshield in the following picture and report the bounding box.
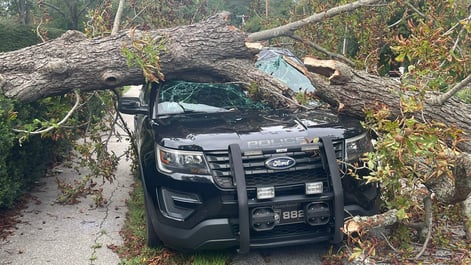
[153,81,270,117]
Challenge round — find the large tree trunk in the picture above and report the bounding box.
[3,12,467,148]
[0,12,295,107]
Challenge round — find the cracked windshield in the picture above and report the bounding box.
[154,81,269,115]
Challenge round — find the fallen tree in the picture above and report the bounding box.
[0,0,469,245]
[0,12,296,108]
[1,0,385,104]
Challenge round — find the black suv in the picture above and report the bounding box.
[119,48,379,253]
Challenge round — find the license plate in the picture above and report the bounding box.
[274,204,304,224]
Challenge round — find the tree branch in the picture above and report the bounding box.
[12,90,81,135]
[415,195,433,259]
[112,0,126,35]
[247,0,385,42]
[287,33,355,66]
[343,209,398,234]
[427,73,471,105]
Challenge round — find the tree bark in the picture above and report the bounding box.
[0,12,295,107]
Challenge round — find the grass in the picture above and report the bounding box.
[117,177,231,265]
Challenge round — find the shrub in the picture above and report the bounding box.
[0,21,69,208]
[0,94,72,208]
[0,19,39,52]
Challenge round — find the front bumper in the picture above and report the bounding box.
[150,192,375,251]
[153,216,342,250]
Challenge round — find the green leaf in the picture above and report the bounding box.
[349,247,363,261]
[396,208,408,220]
[395,53,406,63]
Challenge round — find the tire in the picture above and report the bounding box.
[144,197,163,248]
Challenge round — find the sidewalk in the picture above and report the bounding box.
[0,114,135,265]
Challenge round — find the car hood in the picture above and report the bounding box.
[153,109,363,151]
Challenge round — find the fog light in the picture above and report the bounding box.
[306,182,323,195]
[257,187,275,199]
[251,207,276,231]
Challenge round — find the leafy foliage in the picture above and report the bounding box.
[0,20,39,51]
[0,19,76,207]
[83,0,113,38]
[308,1,470,260]
[0,95,18,208]
[122,0,212,29]
[0,4,120,207]
[0,93,71,208]
[362,98,462,211]
[54,92,120,206]
[122,31,167,83]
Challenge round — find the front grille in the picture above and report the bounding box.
[205,141,343,189]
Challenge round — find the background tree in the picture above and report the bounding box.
[36,0,101,30]
[15,0,31,24]
[0,0,33,24]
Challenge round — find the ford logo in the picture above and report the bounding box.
[265,156,296,170]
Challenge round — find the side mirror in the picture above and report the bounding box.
[118,97,148,115]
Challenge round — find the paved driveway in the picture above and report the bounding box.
[0,114,135,265]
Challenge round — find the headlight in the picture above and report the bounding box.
[345,132,373,162]
[156,146,209,175]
